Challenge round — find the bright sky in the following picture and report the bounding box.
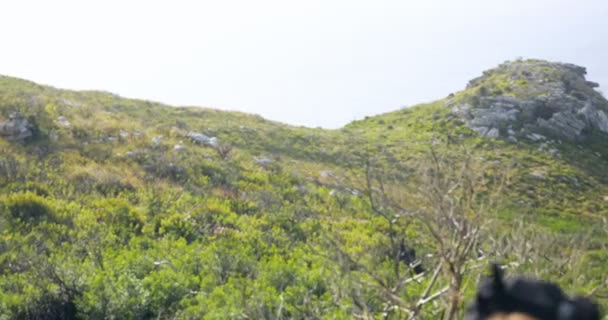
[1,0,606,128]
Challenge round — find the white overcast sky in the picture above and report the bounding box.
[1,0,606,128]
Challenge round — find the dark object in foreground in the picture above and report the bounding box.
[465,264,600,320]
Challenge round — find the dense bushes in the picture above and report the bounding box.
[0,73,607,319]
[1,192,56,225]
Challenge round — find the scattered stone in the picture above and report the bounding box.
[152,136,162,144]
[119,130,129,138]
[174,144,185,151]
[61,99,80,107]
[255,157,273,167]
[125,151,138,158]
[320,170,334,178]
[55,116,72,127]
[530,171,546,180]
[292,185,307,194]
[526,133,547,142]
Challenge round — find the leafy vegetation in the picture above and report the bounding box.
[0,68,607,319]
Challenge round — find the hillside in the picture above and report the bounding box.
[1,60,607,319]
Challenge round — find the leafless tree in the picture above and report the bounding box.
[318,140,510,319]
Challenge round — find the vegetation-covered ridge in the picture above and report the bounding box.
[0,59,607,319]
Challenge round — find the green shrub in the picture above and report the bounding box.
[0,192,56,224]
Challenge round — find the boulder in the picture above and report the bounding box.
[187,132,219,147]
[0,113,35,141]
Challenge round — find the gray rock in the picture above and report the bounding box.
[174,144,185,151]
[470,105,519,128]
[485,128,500,138]
[595,111,608,133]
[319,170,334,178]
[579,102,608,133]
[207,137,219,147]
[452,103,472,117]
[55,116,72,127]
[530,171,546,180]
[292,185,307,194]
[455,60,608,141]
[526,133,547,141]
[536,112,586,141]
[187,132,210,143]
[152,136,162,144]
[61,99,81,107]
[0,113,35,141]
[125,151,138,158]
[187,132,219,147]
[472,126,490,137]
[255,157,273,167]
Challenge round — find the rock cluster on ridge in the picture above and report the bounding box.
[0,112,35,141]
[451,59,608,141]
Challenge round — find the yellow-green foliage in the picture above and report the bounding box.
[0,71,607,319]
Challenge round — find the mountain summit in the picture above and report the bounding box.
[450,59,608,141]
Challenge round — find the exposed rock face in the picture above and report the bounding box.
[0,112,35,141]
[452,60,608,141]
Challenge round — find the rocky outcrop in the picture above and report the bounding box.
[452,60,608,141]
[0,112,35,141]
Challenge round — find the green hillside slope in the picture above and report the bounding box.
[0,60,606,319]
